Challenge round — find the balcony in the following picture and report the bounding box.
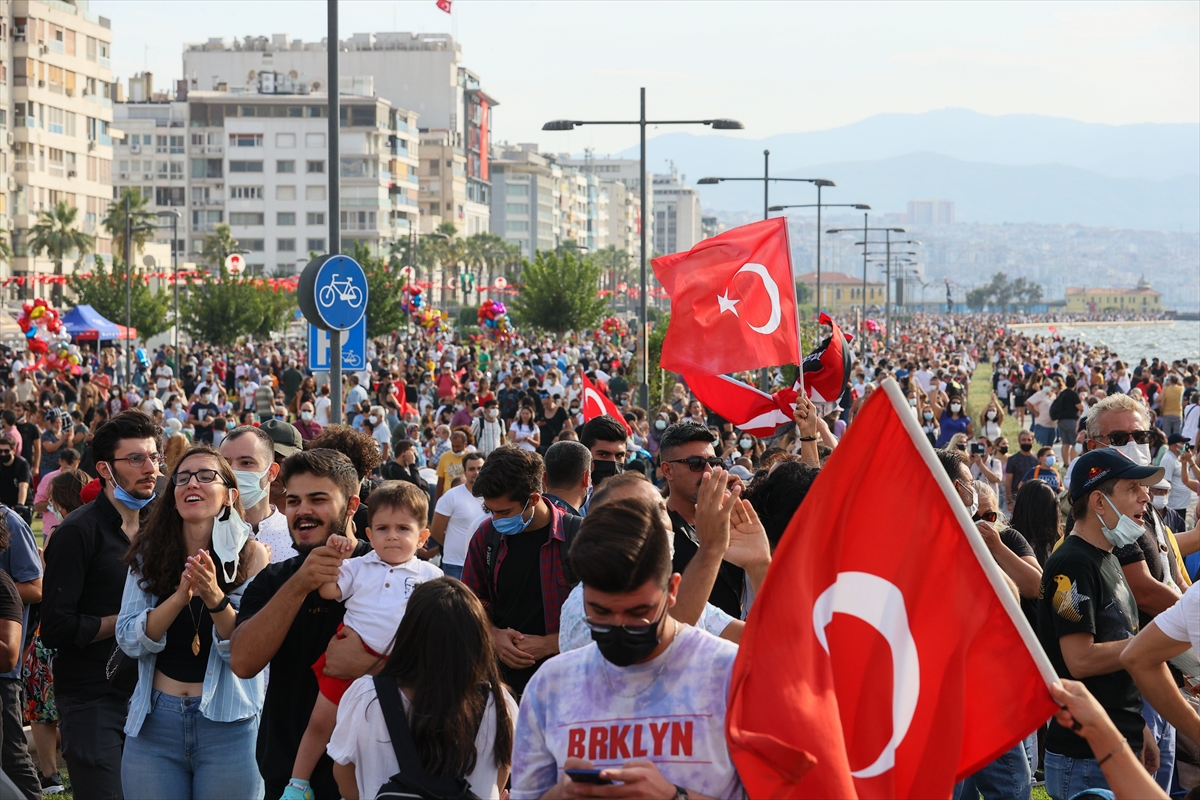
[98,56,111,69]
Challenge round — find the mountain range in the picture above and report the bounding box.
[613,109,1200,230]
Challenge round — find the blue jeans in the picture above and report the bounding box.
[1044,751,1110,800]
[121,691,263,800]
[1032,423,1058,446]
[952,739,1032,800]
[442,562,464,580]
[1141,698,1175,791]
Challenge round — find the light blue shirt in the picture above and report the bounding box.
[117,569,264,737]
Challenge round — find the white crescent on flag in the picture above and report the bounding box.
[733,262,782,335]
[580,373,633,435]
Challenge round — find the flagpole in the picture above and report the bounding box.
[877,377,1060,691]
[781,216,806,395]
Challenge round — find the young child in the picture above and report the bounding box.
[281,481,443,800]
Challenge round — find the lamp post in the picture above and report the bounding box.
[123,192,155,384]
[769,202,870,315]
[859,237,919,345]
[826,220,905,332]
[156,210,181,376]
[543,90,743,409]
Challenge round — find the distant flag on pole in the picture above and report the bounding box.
[436,0,452,12]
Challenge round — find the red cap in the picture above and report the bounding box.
[81,478,102,505]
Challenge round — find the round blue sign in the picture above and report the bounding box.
[311,255,368,330]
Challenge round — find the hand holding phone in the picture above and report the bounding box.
[565,769,612,785]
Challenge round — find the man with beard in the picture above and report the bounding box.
[231,449,379,800]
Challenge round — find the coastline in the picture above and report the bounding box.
[1007,320,1173,330]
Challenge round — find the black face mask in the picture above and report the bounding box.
[591,459,624,484]
[590,604,666,667]
[1019,442,1033,452]
[999,446,1009,455]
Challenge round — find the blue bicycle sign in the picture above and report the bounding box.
[318,274,364,309]
[299,254,368,331]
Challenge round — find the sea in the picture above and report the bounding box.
[1010,321,1200,364]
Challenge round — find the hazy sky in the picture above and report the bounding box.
[94,0,1198,154]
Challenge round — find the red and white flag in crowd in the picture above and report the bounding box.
[579,372,632,435]
[653,218,801,375]
[804,313,853,404]
[726,379,1058,799]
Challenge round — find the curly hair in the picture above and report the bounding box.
[125,445,250,598]
[305,424,382,480]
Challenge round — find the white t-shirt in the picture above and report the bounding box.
[327,675,517,800]
[511,625,742,800]
[1153,583,1200,656]
[338,551,443,653]
[314,395,332,426]
[434,484,488,567]
[557,583,735,652]
[251,506,298,563]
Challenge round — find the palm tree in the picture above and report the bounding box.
[200,224,240,270]
[29,201,93,303]
[103,189,156,258]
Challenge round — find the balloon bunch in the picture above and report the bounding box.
[400,284,425,314]
[601,316,627,338]
[417,307,442,331]
[477,299,515,342]
[17,299,64,355]
[863,318,881,334]
[44,343,84,376]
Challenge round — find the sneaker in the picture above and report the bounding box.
[280,782,314,800]
[39,772,65,796]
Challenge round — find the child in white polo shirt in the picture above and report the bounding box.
[281,481,443,800]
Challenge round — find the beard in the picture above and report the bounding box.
[291,503,350,556]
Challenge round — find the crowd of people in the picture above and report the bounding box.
[0,311,1194,800]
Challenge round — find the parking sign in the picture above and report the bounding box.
[308,317,367,372]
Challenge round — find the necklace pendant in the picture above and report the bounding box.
[191,633,201,656]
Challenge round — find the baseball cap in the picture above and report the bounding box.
[1167,433,1189,445]
[259,419,303,458]
[1068,449,1164,503]
[43,408,62,422]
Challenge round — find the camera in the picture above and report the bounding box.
[970,443,985,456]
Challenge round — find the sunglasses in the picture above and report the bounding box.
[1096,430,1154,446]
[666,456,724,473]
[972,510,999,523]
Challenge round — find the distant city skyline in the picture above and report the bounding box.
[94,0,1198,156]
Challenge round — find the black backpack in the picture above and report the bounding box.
[483,512,582,588]
[373,675,482,800]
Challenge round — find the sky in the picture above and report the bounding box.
[93,0,1198,155]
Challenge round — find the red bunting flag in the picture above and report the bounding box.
[579,372,632,435]
[436,0,452,12]
[726,378,1058,799]
[652,217,801,374]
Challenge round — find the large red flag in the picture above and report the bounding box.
[726,378,1058,799]
[683,373,795,437]
[653,218,800,374]
[580,373,632,435]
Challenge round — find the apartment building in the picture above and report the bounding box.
[651,169,702,256]
[114,80,419,274]
[182,32,494,240]
[8,0,115,288]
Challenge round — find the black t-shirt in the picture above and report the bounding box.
[1056,389,1081,421]
[1005,452,1038,486]
[1037,535,1142,759]
[669,510,745,620]
[155,596,213,683]
[0,571,22,624]
[0,457,32,507]
[236,541,370,799]
[997,527,1040,630]
[535,407,569,453]
[15,422,38,464]
[494,523,550,694]
[189,402,220,441]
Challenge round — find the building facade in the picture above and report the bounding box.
[652,169,701,256]
[907,199,955,225]
[796,270,885,315]
[1064,277,1162,314]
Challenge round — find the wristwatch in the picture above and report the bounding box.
[206,595,231,614]
[672,786,689,800]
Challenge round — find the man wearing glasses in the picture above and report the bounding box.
[659,423,746,620]
[42,411,163,799]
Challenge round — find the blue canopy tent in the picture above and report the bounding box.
[62,305,122,342]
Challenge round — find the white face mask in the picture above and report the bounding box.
[986,411,997,420]
[1111,441,1152,467]
[211,505,252,583]
[1151,495,1168,510]
[1098,495,1145,548]
[300,411,313,422]
[487,408,499,420]
[368,415,379,426]
[950,403,962,413]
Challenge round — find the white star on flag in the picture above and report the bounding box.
[717,290,741,316]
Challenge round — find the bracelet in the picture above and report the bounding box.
[1096,739,1127,767]
[206,595,231,614]
[799,435,819,442]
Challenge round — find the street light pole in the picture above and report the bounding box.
[327,0,342,425]
[771,200,869,318]
[861,212,868,322]
[124,193,132,383]
[762,150,769,220]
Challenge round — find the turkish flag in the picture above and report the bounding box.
[653,217,800,375]
[805,313,854,404]
[436,0,452,12]
[683,373,795,437]
[580,373,632,435]
[726,379,1058,799]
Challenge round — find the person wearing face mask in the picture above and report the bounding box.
[189,388,220,445]
[578,415,628,495]
[0,435,31,510]
[1005,431,1040,512]
[471,399,507,457]
[542,441,591,518]
[1037,449,1164,800]
[360,406,391,464]
[1019,447,1062,493]
[462,446,572,697]
[221,426,297,564]
[293,401,323,442]
[511,496,742,800]
[933,392,973,448]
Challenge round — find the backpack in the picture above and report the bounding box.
[1048,392,1066,422]
[373,675,482,800]
[484,512,581,588]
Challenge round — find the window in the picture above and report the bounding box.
[506,203,529,214]
[191,209,223,230]
[305,133,325,147]
[277,212,296,226]
[306,160,324,174]
[507,184,529,196]
[505,221,530,232]
[191,133,204,146]
[306,186,326,200]
[307,238,326,252]
[276,160,295,173]
[340,211,377,231]
[157,135,169,153]
[276,133,296,148]
[155,187,185,206]
[170,136,185,154]
[230,212,265,226]
[276,185,296,200]
[277,238,296,252]
[230,186,264,199]
[229,160,263,173]
[191,158,222,178]
[191,186,210,204]
[170,161,184,178]
[229,133,263,148]
[306,212,325,225]
[242,239,265,252]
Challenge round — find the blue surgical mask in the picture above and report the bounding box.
[1099,495,1144,548]
[1044,455,1056,467]
[106,463,155,510]
[492,497,533,535]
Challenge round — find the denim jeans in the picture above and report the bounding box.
[1141,698,1175,791]
[121,691,263,800]
[1159,415,1182,439]
[1044,751,1110,800]
[442,562,464,580]
[58,692,129,800]
[0,677,41,800]
[952,740,1032,800]
[1032,423,1058,446]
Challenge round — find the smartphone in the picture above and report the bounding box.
[565,769,613,785]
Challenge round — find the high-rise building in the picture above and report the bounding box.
[113,84,419,275]
[8,0,115,291]
[558,154,649,262]
[182,32,495,239]
[652,169,701,255]
[906,199,955,225]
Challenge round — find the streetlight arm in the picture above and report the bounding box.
[768,203,870,211]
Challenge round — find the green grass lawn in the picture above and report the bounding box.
[966,361,1025,443]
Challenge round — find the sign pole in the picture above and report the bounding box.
[327,0,342,424]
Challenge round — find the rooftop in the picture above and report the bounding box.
[796,271,884,286]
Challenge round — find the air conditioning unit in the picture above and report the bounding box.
[13,25,25,41]
[38,45,47,55]
[65,88,74,97]
[87,141,96,151]
[5,131,13,146]
[118,172,128,179]
[37,79,45,87]
[143,173,153,180]
[6,176,16,192]
[67,169,77,178]
[129,143,141,153]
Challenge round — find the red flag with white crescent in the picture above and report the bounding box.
[436,0,452,12]
[580,373,632,435]
[726,379,1058,798]
[683,373,795,438]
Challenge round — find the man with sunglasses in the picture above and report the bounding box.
[660,423,746,620]
[42,411,163,799]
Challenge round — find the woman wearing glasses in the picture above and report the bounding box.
[116,445,269,799]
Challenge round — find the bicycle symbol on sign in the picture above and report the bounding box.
[318,274,364,309]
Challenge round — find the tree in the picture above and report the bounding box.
[180,262,288,347]
[509,249,609,337]
[103,189,156,258]
[964,272,1047,312]
[348,241,411,339]
[66,256,171,343]
[29,201,93,303]
[200,224,241,269]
